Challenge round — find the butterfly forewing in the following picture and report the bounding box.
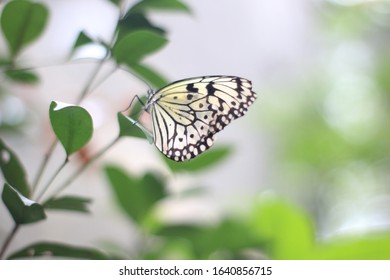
[147,75,256,162]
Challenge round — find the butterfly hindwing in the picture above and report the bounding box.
[147,76,257,162]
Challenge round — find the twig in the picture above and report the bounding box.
[0,224,20,260]
[35,157,68,202]
[47,136,120,200]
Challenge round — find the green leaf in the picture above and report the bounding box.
[249,197,314,259]
[72,31,94,52]
[5,69,39,84]
[109,0,122,6]
[117,112,154,144]
[130,63,168,88]
[2,183,46,224]
[309,234,390,260]
[155,219,263,259]
[117,13,165,42]
[1,0,49,58]
[49,101,93,156]
[104,165,167,223]
[129,0,190,14]
[0,138,30,197]
[112,30,168,67]
[43,196,91,213]
[163,146,232,173]
[7,242,108,260]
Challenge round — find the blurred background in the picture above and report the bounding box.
[1,0,390,259]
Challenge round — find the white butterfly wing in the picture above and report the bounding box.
[147,76,257,162]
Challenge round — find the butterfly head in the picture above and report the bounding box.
[145,89,155,112]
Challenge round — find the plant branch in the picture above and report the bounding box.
[48,136,120,199]
[0,224,20,260]
[31,138,57,196]
[35,157,68,202]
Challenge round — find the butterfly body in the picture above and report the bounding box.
[145,76,257,162]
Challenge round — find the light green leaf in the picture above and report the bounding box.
[1,0,49,58]
[2,183,46,224]
[49,101,93,156]
[112,30,168,67]
[249,197,314,259]
[309,234,390,260]
[0,138,30,197]
[7,242,108,259]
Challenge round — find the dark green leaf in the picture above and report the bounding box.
[1,0,49,58]
[118,112,146,140]
[130,63,168,88]
[117,13,165,42]
[7,242,108,259]
[112,30,168,67]
[104,165,167,223]
[2,183,46,224]
[72,31,94,52]
[163,146,232,173]
[129,0,190,14]
[249,197,314,259]
[49,101,93,156]
[0,138,30,197]
[43,196,91,213]
[5,69,39,84]
[109,0,122,6]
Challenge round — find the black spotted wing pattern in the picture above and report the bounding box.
[145,76,257,162]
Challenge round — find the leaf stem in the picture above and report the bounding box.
[75,54,108,105]
[31,139,57,196]
[35,157,68,202]
[48,136,120,200]
[0,224,20,260]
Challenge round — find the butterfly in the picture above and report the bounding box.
[144,75,257,162]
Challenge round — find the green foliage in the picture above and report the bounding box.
[163,146,233,173]
[249,197,314,259]
[129,0,191,14]
[4,69,40,84]
[0,0,49,58]
[0,0,192,260]
[0,138,30,197]
[49,101,94,156]
[117,13,166,40]
[130,63,168,88]
[117,112,148,140]
[309,234,390,260]
[2,183,46,225]
[8,242,109,260]
[104,165,167,224]
[43,196,91,213]
[112,30,168,67]
[1,0,390,262]
[71,31,94,53]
